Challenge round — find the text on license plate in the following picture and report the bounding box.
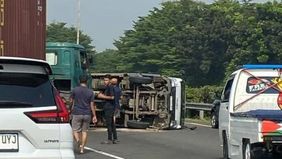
[0,134,18,151]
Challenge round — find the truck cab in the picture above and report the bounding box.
[46,42,91,102]
[219,65,282,159]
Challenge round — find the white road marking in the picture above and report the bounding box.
[187,122,212,128]
[90,127,164,133]
[84,146,125,159]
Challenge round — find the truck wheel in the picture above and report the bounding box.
[272,145,282,158]
[211,113,218,129]
[223,132,229,159]
[129,76,153,84]
[243,140,254,159]
[127,120,150,129]
[96,84,106,91]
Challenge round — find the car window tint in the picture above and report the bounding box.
[0,73,55,107]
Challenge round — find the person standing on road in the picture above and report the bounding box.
[98,75,118,144]
[111,78,121,126]
[70,75,97,154]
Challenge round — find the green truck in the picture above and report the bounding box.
[45,42,91,104]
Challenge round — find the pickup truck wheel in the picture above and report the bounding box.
[272,146,282,158]
[223,132,229,159]
[211,113,218,129]
[243,141,254,159]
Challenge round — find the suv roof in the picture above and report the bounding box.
[0,56,52,74]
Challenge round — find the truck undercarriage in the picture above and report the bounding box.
[92,73,175,129]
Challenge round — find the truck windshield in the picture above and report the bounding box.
[46,52,57,66]
[46,50,70,66]
[0,73,55,107]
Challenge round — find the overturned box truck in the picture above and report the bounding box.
[92,73,186,129]
[0,0,46,59]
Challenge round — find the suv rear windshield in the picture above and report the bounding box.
[0,73,55,107]
[246,77,282,94]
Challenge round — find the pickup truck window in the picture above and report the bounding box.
[222,78,234,102]
[246,77,281,94]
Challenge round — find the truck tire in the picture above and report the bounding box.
[211,113,218,129]
[96,84,106,91]
[223,131,229,159]
[273,150,282,158]
[243,140,254,159]
[129,76,153,84]
[127,120,150,129]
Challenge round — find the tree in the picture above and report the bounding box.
[114,0,225,86]
[94,0,282,86]
[47,22,96,57]
[92,49,122,72]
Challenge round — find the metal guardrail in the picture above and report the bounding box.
[185,102,213,119]
[186,102,213,111]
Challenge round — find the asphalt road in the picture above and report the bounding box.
[75,124,222,159]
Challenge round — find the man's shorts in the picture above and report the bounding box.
[71,115,91,132]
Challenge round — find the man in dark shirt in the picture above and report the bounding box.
[70,75,97,154]
[111,78,121,124]
[110,78,121,143]
[98,75,118,144]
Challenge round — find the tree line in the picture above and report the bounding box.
[94,0,282,87]
[47,0,282,88]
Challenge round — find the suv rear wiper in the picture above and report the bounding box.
[0,101,33,108]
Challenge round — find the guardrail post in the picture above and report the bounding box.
[199,110,204,120]
[186,102,213,120]
[186,108,191,118]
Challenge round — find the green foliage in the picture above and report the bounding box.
[186,85,223,103]
[92,0,282,87]
[92,49,122,73]
[47,22,96,58]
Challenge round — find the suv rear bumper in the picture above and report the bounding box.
[0,149,74,159]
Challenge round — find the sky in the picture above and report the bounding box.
[47,0,269,52]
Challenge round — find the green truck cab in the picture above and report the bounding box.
[46,42,91,102]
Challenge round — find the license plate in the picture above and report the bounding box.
[0,133,18,152]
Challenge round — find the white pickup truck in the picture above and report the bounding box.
[219,65,282,159]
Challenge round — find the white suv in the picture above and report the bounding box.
[0,57,74,159]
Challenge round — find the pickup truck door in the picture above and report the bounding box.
[219,77,234,139]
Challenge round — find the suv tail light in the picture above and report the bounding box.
[277,93,282,110]
[25,91,69,123]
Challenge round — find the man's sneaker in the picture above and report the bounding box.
[101,140,112,144]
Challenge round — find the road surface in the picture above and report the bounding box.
[75,124,222,159]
